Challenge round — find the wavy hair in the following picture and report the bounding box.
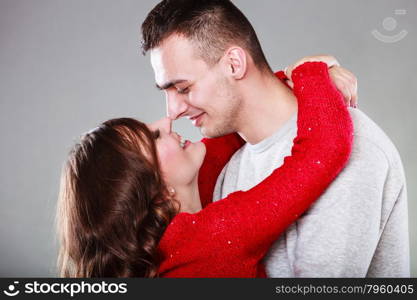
[57,118,178,277]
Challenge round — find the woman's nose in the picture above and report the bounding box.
[149,117,172,133]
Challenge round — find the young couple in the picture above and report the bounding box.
[57,0,409,277]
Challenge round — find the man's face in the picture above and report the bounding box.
[150,34,241,138]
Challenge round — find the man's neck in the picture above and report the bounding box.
[236,71,297,145]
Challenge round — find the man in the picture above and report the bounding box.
[141,0,409,277]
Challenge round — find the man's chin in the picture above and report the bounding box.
[200,126,217,138]
[200,125,232,139]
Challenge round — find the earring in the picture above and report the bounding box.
[168,187,176,196]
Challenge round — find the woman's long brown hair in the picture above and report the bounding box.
[57,118,178,277]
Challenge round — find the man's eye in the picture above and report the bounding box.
[152,129,160,140]
[177,87,190,94]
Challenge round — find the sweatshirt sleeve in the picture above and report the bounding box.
[285,135,410,277]
[164,62,353,262]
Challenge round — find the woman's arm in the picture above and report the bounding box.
[198,133,245,208]
[165,61,353,260]
[197,59,357,209]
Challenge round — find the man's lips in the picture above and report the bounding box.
[189,113,204,121]
[189,113,205,127]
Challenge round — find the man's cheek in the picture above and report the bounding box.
[188,91,206,110]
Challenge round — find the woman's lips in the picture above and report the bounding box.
[184,140,192,149]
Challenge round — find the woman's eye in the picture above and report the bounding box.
[152,129,160,140]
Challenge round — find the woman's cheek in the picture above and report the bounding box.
[160,147,185,172]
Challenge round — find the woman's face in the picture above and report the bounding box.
[148,117,206,187]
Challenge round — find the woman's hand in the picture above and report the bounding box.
[285,55,358,108]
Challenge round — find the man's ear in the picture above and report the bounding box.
[224,47,247,80]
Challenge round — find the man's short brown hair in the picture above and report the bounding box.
[141,0,272,72]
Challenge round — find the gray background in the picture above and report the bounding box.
[0,0,415,276]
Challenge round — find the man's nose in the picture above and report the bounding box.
[166,92,189,120]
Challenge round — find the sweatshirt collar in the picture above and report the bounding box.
[246,113,297,153]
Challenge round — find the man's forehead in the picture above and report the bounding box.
[150,48,208,89]
[150,54,190,89]
[150,47,189,84]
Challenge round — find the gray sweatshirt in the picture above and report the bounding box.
[213,108,410,277]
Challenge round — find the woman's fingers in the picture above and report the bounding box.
[329,66,358,107]
[284,56,358,108]
[285,55,339,80]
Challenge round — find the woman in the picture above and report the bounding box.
[57,61,353,277]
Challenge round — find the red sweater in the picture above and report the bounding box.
[157,62,353,277]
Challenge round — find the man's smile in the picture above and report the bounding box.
[189,112,205,127]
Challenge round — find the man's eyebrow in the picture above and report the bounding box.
[156,79,188,90]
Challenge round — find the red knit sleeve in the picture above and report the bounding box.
[198,134,245,208]
[161,62,353,268]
